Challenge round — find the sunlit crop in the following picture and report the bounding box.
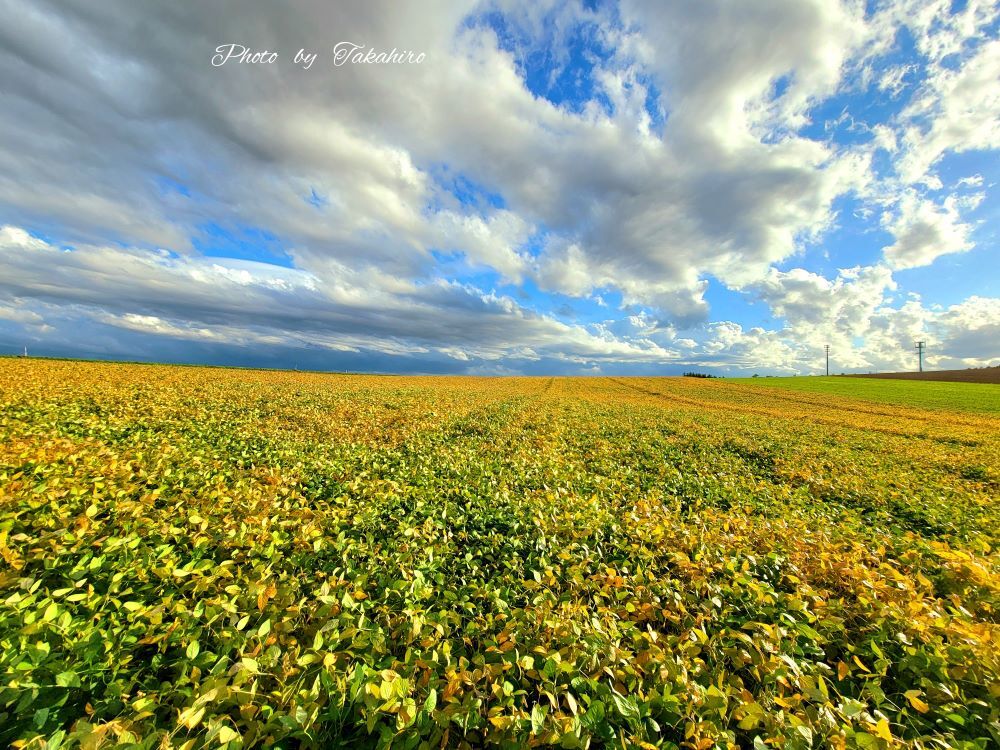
[1,360,998,749]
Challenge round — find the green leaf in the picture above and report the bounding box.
[55,671,80,688]
[612,692,640,723]
[531,703,547,735]
[580,700,605,730]
[424,688,437,714]
[795,622,822,641]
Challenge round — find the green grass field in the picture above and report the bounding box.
[729,376,1000,414]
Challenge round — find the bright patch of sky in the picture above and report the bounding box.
[193,223,294,268]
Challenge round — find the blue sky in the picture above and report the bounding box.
[0,0,997,375]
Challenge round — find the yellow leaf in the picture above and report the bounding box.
[239,657,258,673]
[178,705,206,729]
[489,716,515,730]
[837,661,850,680]
[257,581,277,611]
[874,718,893,742]
[905,690,930,713]
[217,726,239,744]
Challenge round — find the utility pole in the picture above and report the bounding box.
[915,340,925,372]
[824,344,830,376]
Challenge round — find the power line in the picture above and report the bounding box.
[915,340,926,372]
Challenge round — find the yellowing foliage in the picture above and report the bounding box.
[1,359,998,749]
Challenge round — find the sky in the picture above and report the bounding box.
[0,0,998,376]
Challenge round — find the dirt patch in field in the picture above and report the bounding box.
[844,367,1000,384]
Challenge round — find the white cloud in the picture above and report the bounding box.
[955,174,984,189]
[881,191,974,269]
[0,0,887,324]
[702,267,999,373]
[897,38,1000,185]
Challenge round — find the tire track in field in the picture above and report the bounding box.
[601,377,989,447]
[706,379,996,429]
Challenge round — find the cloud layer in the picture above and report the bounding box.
[0,0,997,374]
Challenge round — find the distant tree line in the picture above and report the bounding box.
[683,372,719,378]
